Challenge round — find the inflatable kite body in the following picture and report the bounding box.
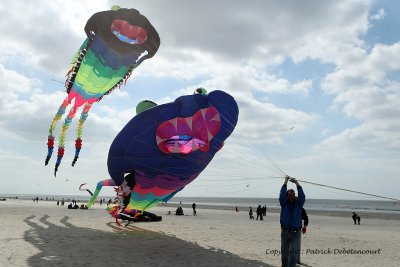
[45,6,160,175]
[85,89,239,223]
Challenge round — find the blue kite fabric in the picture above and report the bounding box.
[85,89,239,224]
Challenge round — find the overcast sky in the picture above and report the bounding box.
[0,0,399,200]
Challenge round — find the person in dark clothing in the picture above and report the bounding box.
[256,205,263,220]
[249,207,254,220]
[192,202,197,216]
[297,207,309,264]
[352,212,358,224]
[279,175,305,267]
[176,206,184,216]
[262,205,267,216]
[357,215,361,225]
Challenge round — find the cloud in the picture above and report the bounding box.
[320,42,400,152]
[0,1,109,75]
[370,8,386,21]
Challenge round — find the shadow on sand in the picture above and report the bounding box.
[24,215,273,267]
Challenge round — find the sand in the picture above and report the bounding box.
[1,199,399,267]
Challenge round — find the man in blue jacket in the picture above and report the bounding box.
[279,175,305,267]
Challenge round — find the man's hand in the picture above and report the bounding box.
[289,177,300,186]
[302,226,307,234]
[284,175,290,184]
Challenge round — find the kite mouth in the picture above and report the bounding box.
[111,19,147,44]
[156,107,221,154]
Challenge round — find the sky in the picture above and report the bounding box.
[0,0,399,200]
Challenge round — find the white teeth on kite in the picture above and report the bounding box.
[184,116,193,130]
[207,129,213,141]
[156,135,163,145]
[210,113,220,122]
[200,108,206,119]
[171,117,178,131]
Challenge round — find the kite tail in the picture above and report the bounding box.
[79,183,94,196]
[54,105,79,176]
[72,103,92,166]
[45,97,69,165]
[45,136,55,166]
[86,179,116,208]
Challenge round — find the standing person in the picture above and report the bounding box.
[192,202,197,216]
[256,205,263,220]
[352,212,358,224]
[279,175,305,267]
[249,207,254,220]
[297,207,309,265]
[357,214,361,225]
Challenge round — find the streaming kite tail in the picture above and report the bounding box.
[72,103,92,166]
[45,97,69,166]
[86,179,116,208]
[45,136,55,166]
[79,183,94,196]
[54,105,79,176]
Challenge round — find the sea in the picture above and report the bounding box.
[1,194,400,214]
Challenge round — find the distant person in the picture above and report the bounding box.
[235,206,239,212]
[57,201,59,206]
[249,207,254,220]
[279,176,305,267]
[192,202,197,216]
[352,212,358,225]
[357,215,361,225]
[176,206,184,216]
[263,205,267,216]
[100,199,103,205]
[297,207,309,265]
[67,203,73,209]
[256,205,263,220]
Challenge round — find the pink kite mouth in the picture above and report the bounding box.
[156,107,221,154]
[111,19,147,44]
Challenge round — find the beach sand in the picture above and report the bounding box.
[1,199,399,267]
